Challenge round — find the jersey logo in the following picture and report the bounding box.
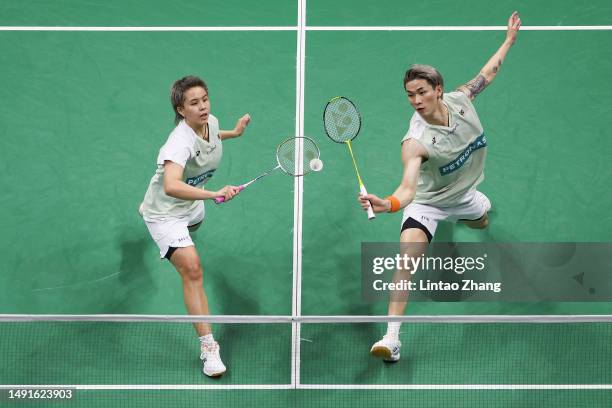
[438,133,486,176]
[185,169,216,186]
[459,108,465,116]
[196,150,201,156]
[206,145,217,154]
[432,136,436,145]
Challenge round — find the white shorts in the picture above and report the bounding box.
[401,190,491,239]
[143,202,205,258]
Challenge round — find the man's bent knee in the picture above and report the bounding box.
[181,262,203,281]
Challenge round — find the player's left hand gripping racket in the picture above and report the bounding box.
[324,96,375,220]
[214,136,321,204]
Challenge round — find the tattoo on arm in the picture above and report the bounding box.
[492,58,502,74]
[458,74,489,99]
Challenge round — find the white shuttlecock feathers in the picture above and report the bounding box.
[309,158,323,172]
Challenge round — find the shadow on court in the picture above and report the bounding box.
[105,228,156,313]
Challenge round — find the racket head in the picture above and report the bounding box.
[276,136,321,176]
[323,96,362,143]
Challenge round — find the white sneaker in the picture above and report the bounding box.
[370,335,401,362]
[200,341,226,377]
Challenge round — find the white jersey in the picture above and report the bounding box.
[142,116,222,221]
[402,91,487,207]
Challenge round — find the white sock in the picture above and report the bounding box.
[386,322,401,339]
[199,334,214,345]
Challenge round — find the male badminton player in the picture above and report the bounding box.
[139,75,250,376]
[359,12,521,362]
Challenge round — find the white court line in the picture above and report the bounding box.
[307,25,612,31]
[1,25,611,32]
[0,384,293,390]
[0,26,296,31]
[2,384,611,390]
[297,384,612,390]
[291,0,307,390]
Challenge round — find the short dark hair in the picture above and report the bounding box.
[403,64,444,91]
[170,76,208,124]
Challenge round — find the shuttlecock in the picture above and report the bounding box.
[309,158,323,172]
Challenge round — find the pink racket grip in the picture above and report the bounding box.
[360,185,376,220]
[213,185,245,204]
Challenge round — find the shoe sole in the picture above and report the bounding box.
[204,371,225,377]
[370,345,392,360]
[204,367,226,377]
[371,346,400,362]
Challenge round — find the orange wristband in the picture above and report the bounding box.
[385,195,401,213]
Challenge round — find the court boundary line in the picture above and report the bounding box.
[0,26,297,31]
[1,25,612,31]
[2,384,612,390]
[300,384,612,390]
[291,0,307,390]
[308,25,612,31]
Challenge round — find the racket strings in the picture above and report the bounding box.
[276,137,320,176]
[324,98,361,143]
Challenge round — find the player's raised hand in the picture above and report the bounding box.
[506,11,521,45]
[233,114,251,137]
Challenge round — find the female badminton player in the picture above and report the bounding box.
[140,75,250,376]
[359,12,521,362]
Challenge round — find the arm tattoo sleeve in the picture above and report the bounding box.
[463,74,488,98]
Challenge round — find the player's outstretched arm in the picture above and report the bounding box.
[456,11,521,100]
[163,161,240,201]
[220,114,251,140]
[359,139,425,213]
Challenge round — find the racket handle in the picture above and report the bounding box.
[360,185,376,220]
[213,185,245,204]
